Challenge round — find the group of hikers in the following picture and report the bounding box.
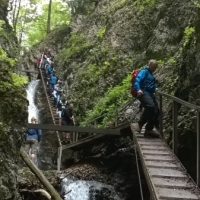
[25,47,160,163]
[25,47,75,163]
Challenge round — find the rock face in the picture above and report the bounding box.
[0,2,28,200]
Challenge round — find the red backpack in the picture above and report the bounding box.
[130,69,140,97]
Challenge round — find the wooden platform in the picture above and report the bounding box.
[131,123,200,200]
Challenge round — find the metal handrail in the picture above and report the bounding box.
[157,91,200,185]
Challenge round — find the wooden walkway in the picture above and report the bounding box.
[131,123,200,200]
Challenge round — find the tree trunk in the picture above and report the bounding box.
[13,0,21,33]
[47,0,52,34]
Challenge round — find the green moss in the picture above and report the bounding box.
[57,32,92,62]
[193,0,200,8]
[133,0,157,10]
[0,48,28,88]
[183,27,195,47]
[97,26,106,38]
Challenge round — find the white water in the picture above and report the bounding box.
[61,177,121,200]
[26,80,39,123]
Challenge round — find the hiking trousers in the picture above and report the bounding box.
[138,93,160,131]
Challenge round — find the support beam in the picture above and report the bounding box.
[20,147,62,200]
[28,123,120,135]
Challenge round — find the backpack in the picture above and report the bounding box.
[130,69,140,97]
[60,100,69,116]
[130,68,149,97]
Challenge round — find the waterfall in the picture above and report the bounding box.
[61,177,121,200]
[26,80,39,123]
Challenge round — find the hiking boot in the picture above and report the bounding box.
[144,130,159,138]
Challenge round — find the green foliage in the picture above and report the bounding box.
[133,0,157,10]
[0,48,15,67]
[97,27,106,38]
[0,48,28,88]
[120,0,126,5]
[13,0,70,48]
[11,73,28,86]
[80,74,131,126]
[168,57,176,64]
[59,33,91,61]
[183,27,195,47]
[193,0,200,8]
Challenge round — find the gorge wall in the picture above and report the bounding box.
[0,2,28,200]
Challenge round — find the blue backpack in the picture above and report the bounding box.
[50,75,58,84]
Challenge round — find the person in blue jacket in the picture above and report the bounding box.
[25,117,42,162]
[48,71,58,96]
[134,59,159,137]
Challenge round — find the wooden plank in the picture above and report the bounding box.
[28,123,120,135]
[131,123,200,200]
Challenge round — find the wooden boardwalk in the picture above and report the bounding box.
[131,123,200,200]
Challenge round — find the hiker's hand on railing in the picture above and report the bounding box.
[137,90,143,97]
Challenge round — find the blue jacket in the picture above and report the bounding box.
[134,66,157,95]
[26,129,42,142]
[50,75,58,84]
[47,65,53,75]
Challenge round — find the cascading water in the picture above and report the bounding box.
[26,80,40,166]
[26,80,40,122]
[61,177,121,200]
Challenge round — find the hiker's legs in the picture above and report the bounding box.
[138,95,149,127]
[56,93,60,106]
[24,142,31,155]
[49,84,54,96]
[30,139,38,162]
[138,94,158,131]
[58,111,62,125]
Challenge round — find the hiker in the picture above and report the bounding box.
[48,71,58,96]
[24,117,42,163]
[46,60,54,77]
[41,47,48,68]
[36,56,41,68]
[134,59,159,137]
[56,94,69,126]
[53,80,63,106]
[46,48,52,59]
[61,104,74,144]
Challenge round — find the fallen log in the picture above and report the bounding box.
[20,147,62,200]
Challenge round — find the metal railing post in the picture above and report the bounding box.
[172,101,178,155]
[197,110,200,185]
[159,94,163,138]
[75,132,78,142]
[57,146,62,172]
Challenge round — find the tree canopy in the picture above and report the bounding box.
[8,0,70,49]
